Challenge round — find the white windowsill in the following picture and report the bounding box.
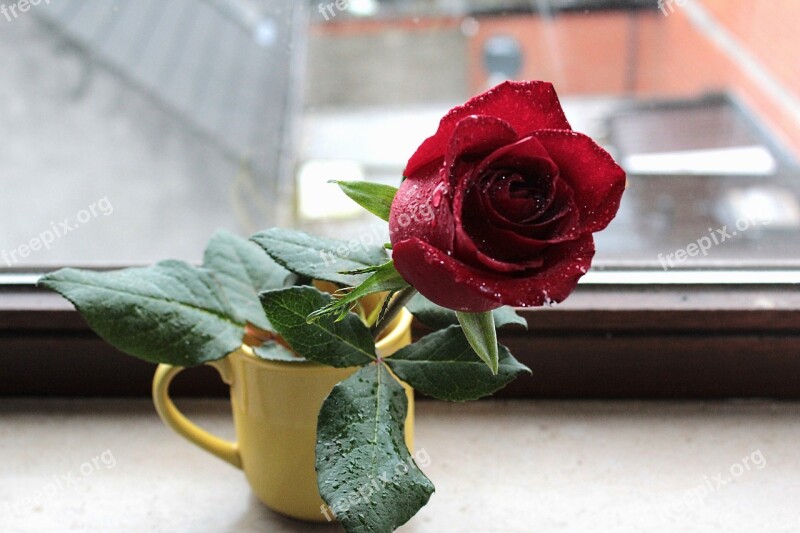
[1,399,798,532]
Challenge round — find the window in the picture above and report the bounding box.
[2,0,799,397]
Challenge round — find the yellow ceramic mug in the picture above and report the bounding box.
[151,309,415,522]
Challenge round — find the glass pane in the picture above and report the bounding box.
[2,0,798,273]
[1,0,302,267]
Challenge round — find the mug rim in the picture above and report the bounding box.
[236,308,413,369]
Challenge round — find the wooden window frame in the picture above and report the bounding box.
[2,268,799,398]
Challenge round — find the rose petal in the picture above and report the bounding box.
[392,238,502,312]
[479,173,566,227]
[390,162,456,252]
[477,134,555,171]
[392,236,595,311]
[480,165,556,223]
[406,81,572,177]
[450,137,582,263]
[476,235,595,308]
[444,115,519,190]
[533,130,627,233]
[446,204,546,273]
[465,135,560,222]
[452,136,556,233]
[473,178,581,241]
[456,210,579,263]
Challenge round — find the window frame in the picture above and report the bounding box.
[4,3,799,398]
[3,267,799,398]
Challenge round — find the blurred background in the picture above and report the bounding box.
[1,0,798,270]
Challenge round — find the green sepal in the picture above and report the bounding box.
[455,310,499,374]
[331,180,398,222]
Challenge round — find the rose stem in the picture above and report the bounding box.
[371,287,417,340]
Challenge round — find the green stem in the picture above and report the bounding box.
[371,287,417,340]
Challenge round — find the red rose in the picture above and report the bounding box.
[389,81,626,312]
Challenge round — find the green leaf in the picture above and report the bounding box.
[370,289,398,328]
[260,286,375,367]
[251,228,388,286]
[456,310,499,374]
[308,261,409,322]
[316,365,434,533]
[252,341,303,363]
[492,306,528,329]
[407,294,527,330]
[37,261,244,366]
[331,180,398,222]
[203,229,292,330]
[386,326,530,401]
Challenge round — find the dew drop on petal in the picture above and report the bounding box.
[542,290,553,307]
[432,181,448,208]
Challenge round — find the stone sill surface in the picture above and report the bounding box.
[1,399,799,532]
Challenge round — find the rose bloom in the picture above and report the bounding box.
[389,81,626,312]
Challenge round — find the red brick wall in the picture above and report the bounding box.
[701,0,800,94]
[469,5,800,155]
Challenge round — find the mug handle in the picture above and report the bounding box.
[152,358,242,469]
